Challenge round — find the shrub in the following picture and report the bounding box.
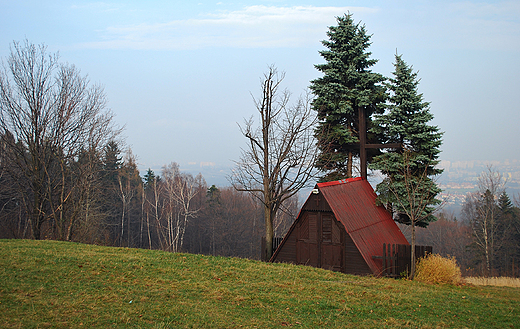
[415,254,461,285]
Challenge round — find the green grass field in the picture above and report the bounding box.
[1,239,518,328]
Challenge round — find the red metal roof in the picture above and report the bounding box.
[317,177,409,275]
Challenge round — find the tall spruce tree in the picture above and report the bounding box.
[370,54,443,228]
[370,54,443,278]
[310,14,386,181]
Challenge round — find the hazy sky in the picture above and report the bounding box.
[1,1,519,183]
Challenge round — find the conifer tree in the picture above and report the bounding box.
[310,14,386,181]
[100,140,124,244]
[103,141,123,182]
[498,191,513,214]
[370,54,443,279]
[370,54,443,229]
[496,191,519,275]
[143,169,157,190]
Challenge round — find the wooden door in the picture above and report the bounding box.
[296,212,319,267]
[320,213,343,271]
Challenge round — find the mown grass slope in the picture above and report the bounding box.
[1,239,518,328]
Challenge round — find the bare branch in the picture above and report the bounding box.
[229,66,318,259]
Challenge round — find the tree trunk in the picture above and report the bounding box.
[484,223,490,275]
[410,220,416,279]
[31,213,42,240]
[347,151,353,178]
[31,191,43,240]
[264,204,274,260]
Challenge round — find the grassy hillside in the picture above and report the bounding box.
[0,240,518,328]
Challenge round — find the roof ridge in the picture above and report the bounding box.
[317,176,364,188]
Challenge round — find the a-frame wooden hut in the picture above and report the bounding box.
[270,177,409,276]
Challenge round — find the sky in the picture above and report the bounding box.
[1,0,519,186]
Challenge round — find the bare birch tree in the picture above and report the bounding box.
[162,162,201,252]
[462,166,507,275]
[229,66,318,260]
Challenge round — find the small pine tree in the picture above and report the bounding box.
[496,191,519,275]
[143,168,156,190]
[103,140,123,183]
[498,191,513,214]
[310,13,386,181]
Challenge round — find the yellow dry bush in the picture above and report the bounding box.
[415,254,461,285]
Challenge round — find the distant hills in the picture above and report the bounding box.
[144,159,520,215]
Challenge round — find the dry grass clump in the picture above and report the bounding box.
[464,276,520,288]
[415,254,461,285]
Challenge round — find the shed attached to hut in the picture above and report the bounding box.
[270,177,409,276]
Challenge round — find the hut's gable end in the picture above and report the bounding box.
[272,209,346,272]
[302,192,333,212]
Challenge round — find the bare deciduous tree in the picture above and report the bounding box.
[0,40,120,240]
[162,162,201,252]
[229,66,318,260]
[462,166,508,275]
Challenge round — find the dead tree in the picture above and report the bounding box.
[230,66,318,260]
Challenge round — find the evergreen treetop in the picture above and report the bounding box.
[103,140,123,183]
[143,168,156,190]
[373,54,442,165]
[310,13,386,182]
[498,191,513,214]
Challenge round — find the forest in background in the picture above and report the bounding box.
[0,139,297,259]
[1,137,519,277]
